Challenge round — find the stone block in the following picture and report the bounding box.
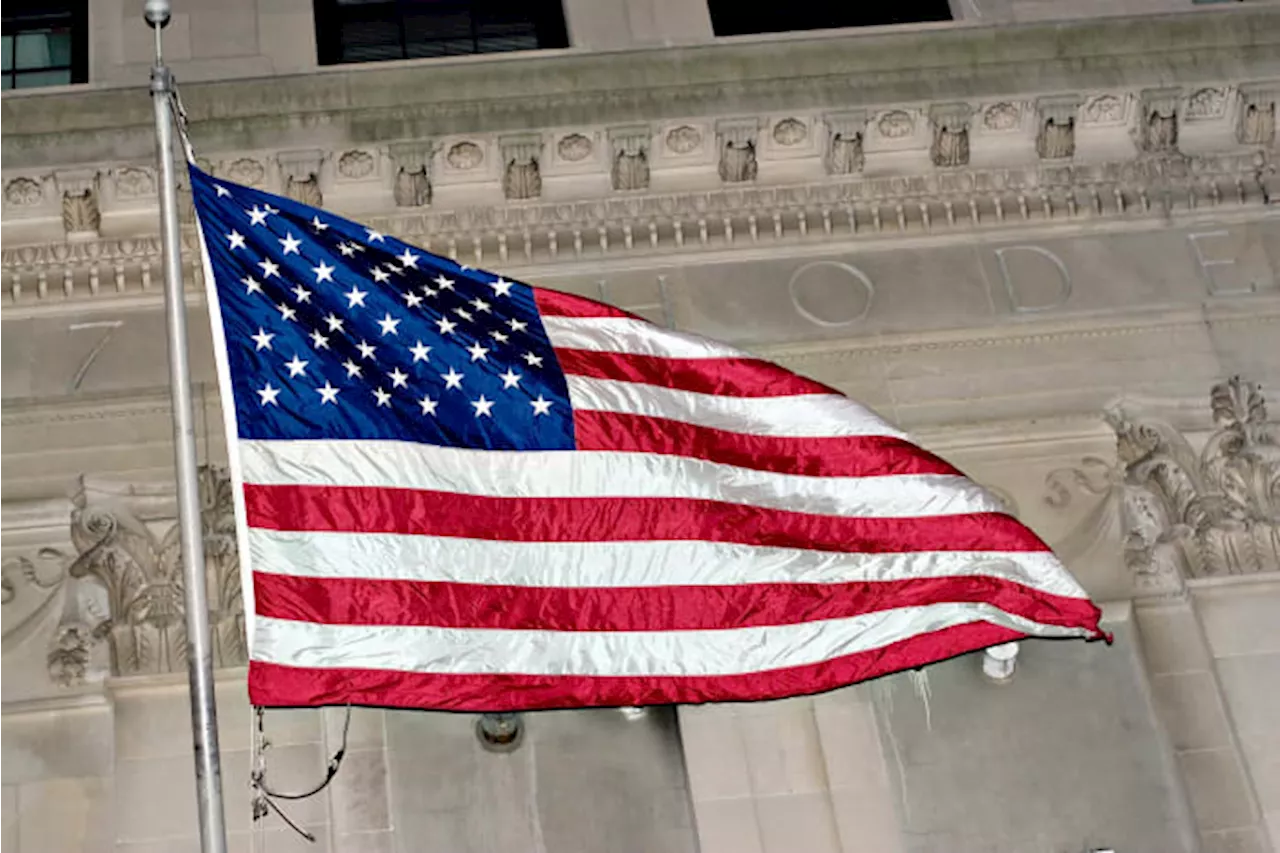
[678,705,753,802]
[3,784,17,853]
[829,784,904,853]
[1177,749,1259,832]
[1216,654,1280,736]
[753,791,842,853]
[1,706,113,785]
[1238,729,1280,813]
[736,697,829,798]
[329,748,390,835]
[15,776,112,853]
[1197,587,1280,659]
[333,829,394,853]
[813,687,894,793]
[690,797,764,853]
[1200,827,1270,853]
[324,705,384,752]
[1149,672,1234,751]
[1136,604,1212,675]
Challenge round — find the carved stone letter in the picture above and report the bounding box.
[788,261,876,327]
[994,245,1072,313]
[1187,230,1257,296]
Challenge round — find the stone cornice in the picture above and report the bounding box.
[3,7,1279,168]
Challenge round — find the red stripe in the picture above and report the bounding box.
[248,621,1037,711]
[254,572,1102,633]
[243,483,1049,554]
[554,347,837,398]
[535,288,635,319]
[573,410,963,478]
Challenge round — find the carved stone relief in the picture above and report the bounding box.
[388,141,434,208]
[929,104,972,168]
[1082,95,1126,125]
[1237,85,1278,147]
[823,111,866,176]
[608,126,650,191]
[665,125,702,155]
[5,176,44,207]
[1186,87,1228,121]
[336,149,376,180]
[225,157,266,187]
[500,135,543,201]
[34,466,248,685]
[1139,89,1181,154]
[1036,96,1080,161]
[557,133,593,162]
[716,119,760,184]
[58,171,102,238]
[1046,377,1279,596]
[877,110,914,139]
[447,141,485,170]
[772,118,808,146]
[278,149,325,206]
[113,167,156,200]
[983,102,1021,132]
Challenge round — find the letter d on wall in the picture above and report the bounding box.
[994,245,1073,313]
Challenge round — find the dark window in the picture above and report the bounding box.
[2,0,87,91]
[314,0,569,66]
[708,1,952,37]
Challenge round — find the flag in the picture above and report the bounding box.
[189,164,1105,712]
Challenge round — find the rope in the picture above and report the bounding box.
[250,705,352,844]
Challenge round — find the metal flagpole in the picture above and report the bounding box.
[145,2,230,851]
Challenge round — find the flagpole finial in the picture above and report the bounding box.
[144,0,171,28]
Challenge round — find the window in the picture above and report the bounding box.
[314,0,569,66]
[2,1,87,91]
[707,1,952,37]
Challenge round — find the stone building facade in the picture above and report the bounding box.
[2,1,1279,851]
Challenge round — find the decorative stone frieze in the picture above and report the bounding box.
[336,149,376,180]
[929,104,972,168]
[1036,96,1081,161]
[223,156,266,187]
[499,134,543,200]
[1237,83,1278,146]
[1185,87,1229,122]
[277,149,325,206]
[1046,376,1280,597]
[982,102,1021,133]
[4,176,44,207]
[716,118,762,183]
[1138,88,1181,154]
[388,140,434,208]
[823,111,867,175]
[608,125,651,191]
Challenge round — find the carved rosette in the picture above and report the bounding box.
[716,118,761,184]
[608,125,650,191]
[929,104,972,169]
[500,134,543,201]
[36,465,248,685]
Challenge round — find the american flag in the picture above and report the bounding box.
[190,164,1105,712]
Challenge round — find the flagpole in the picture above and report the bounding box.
[146,2,230,852]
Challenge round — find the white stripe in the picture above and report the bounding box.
[249,528,1090,600]
[543,316,746,359]
[241,439,999,519]
[566,376,905,439]
[251,603,1088,677]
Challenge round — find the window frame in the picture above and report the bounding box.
[1,0,88,91]
[313,0,569,68]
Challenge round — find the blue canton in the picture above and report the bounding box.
[189,165,575,451]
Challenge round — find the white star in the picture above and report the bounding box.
[337,242,357,257]
[246,205,269,226]
[342,359,362,378]
[530,395,553,416]
[418,394,438,416]
[215,185,231,198]
[522,352,544,367]
[291,284,312,303]
[344,286,368,308]
[377,313,400,336]
[312,261,336,284]
[387,263,405,278]
[397,248,420,268]
[316,382,340,405]
[373,387,392,407]
[441,367,464,389]
[471,395,495,418]
[257,382,281,406]
[251,328,275,350]
[402,291,423,308]
[311,216,329,232]
[387,367,409,388]
[499,368,522,389]
[421,286,438,298]
[277,303,297,323]
[226,230,246,250]
[309,329,330,350]
[470,298,491,313]
[490,330,510,343]
[371,267,391,284]
[454,308,474,322]
[258,258,280,279]
[409,341,432,362]
[356,340,377,360]
[466,341,489,362]
[324,313,345,332]
[507,318,528,333]
[436,317,458,335]
[279,232,302,255]
[434,274,455,290]
[264,204,280,215]
[366,228,385,242]
[284,354,308,377]
[490,277,514,297]
[241,276,262,295]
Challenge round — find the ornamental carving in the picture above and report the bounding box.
[1046,377,1280,594]
[665,125,702,154]
[877,111,914,139]
[62,188,101,237]
[930,106,972,169]
[983,103,1021,132]
[557,133,593,162]
[6,176,44,206]
[337,150,376,179]
[500,135,543,200]
[225,158,266,187]
[1185,88,1228,121]
[394,167,432,207]
[609,126,650,191]
[114,167,156,199]
[827,132,864,175]
[285,174,322,207]
[772,118,808,146]
[1237,85,1277,146]
[719,141,757,183]
[1082,95,1125,125]
[1038,117,1075,160]
[43,466,246,685]
[446,141,484,170]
